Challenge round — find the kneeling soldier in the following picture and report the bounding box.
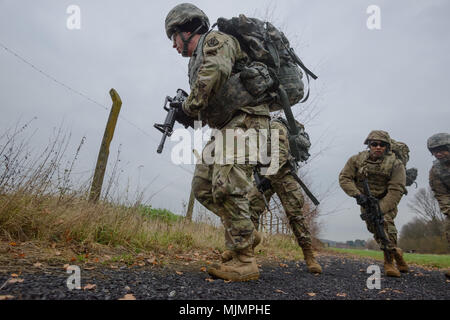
[339,130,408,277]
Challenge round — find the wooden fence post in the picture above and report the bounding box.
[185,188,195,221]
[185,149,203,221]
[89,88,122,202]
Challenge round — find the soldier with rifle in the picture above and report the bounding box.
[161,3,271,282]
[339,130,409,277]
[240,117,323,274]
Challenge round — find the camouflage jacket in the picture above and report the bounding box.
[270,119,292,169]
[429,160,450,216]
[182,31,270,128]
[339,151,406,214]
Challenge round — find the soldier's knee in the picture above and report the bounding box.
[192,176,211,204]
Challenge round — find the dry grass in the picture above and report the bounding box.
[0,121,311,266]
[0,192,225,253]
[0,191,308,261]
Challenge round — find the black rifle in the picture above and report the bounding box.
[154,89,188,154]
[288,163,320,206]
[253,167,271,211]
[277,88,311,163]
[360,178,393,262]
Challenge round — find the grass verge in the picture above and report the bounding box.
[0,122,309,269]
[327,247,450,269]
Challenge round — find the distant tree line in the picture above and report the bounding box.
[346,239,366,248]
[398,188,448,254]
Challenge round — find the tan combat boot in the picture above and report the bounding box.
[208,246,260,282]
[221,231,262,263]
[302,247,322,274]
[393,248,409,273]
[383,251,401,277]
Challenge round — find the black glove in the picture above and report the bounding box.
[258,177,272,192]
[355,194,368,206]
[172,103,194,128]
[169,100,183,109]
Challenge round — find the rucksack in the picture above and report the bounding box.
[274,117,311,163]
[390,139,409,166]
[390,139,418,187]
[215,14,317,111]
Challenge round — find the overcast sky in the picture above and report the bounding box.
[1,0,449,242]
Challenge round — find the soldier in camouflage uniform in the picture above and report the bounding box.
[165,3,270,281]
[245,118,321,273]
[339,130,409,277]
[427,133,450,279]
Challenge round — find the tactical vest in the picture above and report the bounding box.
[354,151,398,198]
[188,31,253,128]
[432,160,450,191]
[188,33,208,88]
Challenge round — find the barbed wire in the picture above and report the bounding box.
[0,40,194,176]
[0,41,109,112]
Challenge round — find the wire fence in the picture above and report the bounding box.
[0,40,194,177]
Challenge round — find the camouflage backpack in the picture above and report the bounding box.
[390,139,418,187]
[214,14,317,111]
[274,117,311,163]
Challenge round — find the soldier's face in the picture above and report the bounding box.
[369,140,387,159]
[171,33,184,55]
[431,146,450,161]
[171,32,195,57]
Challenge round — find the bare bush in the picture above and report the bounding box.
[398,217,448,254]
[398,187,448,253]
[407,187,445,223]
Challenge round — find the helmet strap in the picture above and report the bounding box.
[177,24,207,57]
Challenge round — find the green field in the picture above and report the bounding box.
[328,247,450,269]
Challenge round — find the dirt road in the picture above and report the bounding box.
[1,253,448,301]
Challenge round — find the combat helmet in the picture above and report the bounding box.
[165,3,210,54]
[364,130,391,148]
[427,133,450,152]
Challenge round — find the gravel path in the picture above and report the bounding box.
[0,254,448,300]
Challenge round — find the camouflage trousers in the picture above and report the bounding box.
[363,207,398,251]
[248,164,312,248]
[192,112,269,251]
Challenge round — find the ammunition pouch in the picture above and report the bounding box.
[203,62,275,129]
[240,61,276,96]
[288,130,311,163]
[405,167,418,187]
[273,117,311,163]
